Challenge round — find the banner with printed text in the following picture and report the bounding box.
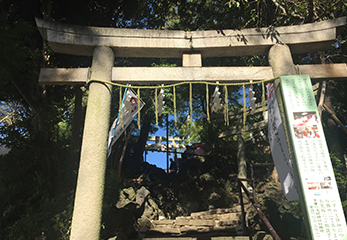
[280,75,347,240]
[108,89,144,156]
[267,83,299,201]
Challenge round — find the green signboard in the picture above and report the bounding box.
[280,75,347,239]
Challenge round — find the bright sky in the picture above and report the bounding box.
[145,86,254,169]
[146,150,170,170]
[145,127,181,170]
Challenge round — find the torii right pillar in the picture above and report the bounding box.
[268,44,347,240]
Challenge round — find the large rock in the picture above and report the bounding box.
[116,187,136,209]
[114,187,151,239]
[111,186,165,239]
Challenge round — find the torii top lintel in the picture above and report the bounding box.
[36,17,346,58]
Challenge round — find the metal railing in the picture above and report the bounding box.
[238,163,281,240]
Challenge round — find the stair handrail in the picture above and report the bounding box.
[238,163,281,240]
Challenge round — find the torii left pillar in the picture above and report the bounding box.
[70,46,114,240]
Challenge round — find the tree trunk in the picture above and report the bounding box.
[324,83,345,163]
[11,71,61,197]
[69,85,84,188]
[323,82,347,202]
[118,126,134,176]
[131,115,152,166]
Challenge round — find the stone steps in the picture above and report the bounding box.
[145,204,252,238]
[142,237,250,240]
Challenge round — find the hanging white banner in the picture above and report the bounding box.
[267,83,299,201]
[107,89,144,156]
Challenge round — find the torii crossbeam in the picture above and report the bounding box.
[36,17,347,240]
[37,17,347,85]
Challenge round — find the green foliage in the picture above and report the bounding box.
[289,200,304,219]
[178,119,203,145]
[330,154,347,217]
[52,202,74,240]
[199,121,238,167]
[151,61,177,67]
[0,0,346,238]
[103,169,123,206]
[0,190,75,240]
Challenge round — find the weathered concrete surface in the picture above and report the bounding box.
[268,43,310,240]
[142,237,249,240]
[182,52,202,67]
[69,46,114,240]
[211,237,250,240]
[36,17,346,58]
[38,63,347,85]
[268,44,297,77]
[149,205,251,237]
[175,219,216,226]
[39,67,90,84]
[142,238,196,240]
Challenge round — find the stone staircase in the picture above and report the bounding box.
[142,203,252,240]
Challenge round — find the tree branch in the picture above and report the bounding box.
[271,0,305,20]
[318,81,327,118]
[118,124,135,176]
[323,103,347,136]
[0,115,10,124]
[307,0,318,23]
[271,0,287,15]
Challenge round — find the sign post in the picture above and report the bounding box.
[280,74,347,240]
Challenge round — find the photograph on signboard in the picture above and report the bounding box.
[293,111,320,139]
[324,176,331,181]
[307,182,320,190]
[320,181,333,189]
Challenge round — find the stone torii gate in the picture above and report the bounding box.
[36,17,347,240]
